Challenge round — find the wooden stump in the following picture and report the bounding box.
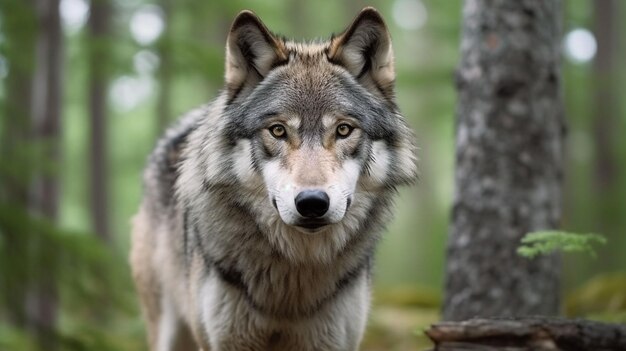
[425,317,626,350]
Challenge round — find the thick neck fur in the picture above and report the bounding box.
[184,177,392,320]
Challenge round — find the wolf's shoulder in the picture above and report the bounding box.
[141,104,213,208]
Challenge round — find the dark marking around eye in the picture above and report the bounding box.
[260,141,274,159]
[350,140,364,158]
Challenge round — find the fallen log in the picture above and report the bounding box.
[425,317,626,350]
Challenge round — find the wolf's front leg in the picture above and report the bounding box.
[304,272,371,351]
[153,295,198,351]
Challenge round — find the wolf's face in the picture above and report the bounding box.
[217,9,417,236]
[258,107,365,233]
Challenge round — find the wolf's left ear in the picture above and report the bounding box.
[328,7,395,101]
[225,11,288,101]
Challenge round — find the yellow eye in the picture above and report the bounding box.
[269,124,286,138]
[336,124,353,138]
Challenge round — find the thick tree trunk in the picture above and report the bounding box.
[88,0,111,242]
[30,0,63,346]
[426,317,626,350]
[443,0,565,320]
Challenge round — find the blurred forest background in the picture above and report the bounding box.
[1,0,625,350]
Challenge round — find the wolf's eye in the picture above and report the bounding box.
[269,125,286,138]
[336,124,354,138]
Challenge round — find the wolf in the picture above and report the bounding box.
[130,7,417,351]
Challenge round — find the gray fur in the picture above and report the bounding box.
[130,7,417,351]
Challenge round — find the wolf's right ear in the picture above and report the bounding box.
[225,11,288,102]
[328,8,395,102]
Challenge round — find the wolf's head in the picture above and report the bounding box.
[178,8,417,262]
[219,8,418,235]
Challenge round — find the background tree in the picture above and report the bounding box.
[591,0,624,270]
[443,0,565,320]
[88,0,112,242]
[30,0,63,345]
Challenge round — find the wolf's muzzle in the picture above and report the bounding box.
[295,190,330,218]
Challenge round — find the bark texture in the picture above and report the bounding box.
[426,317,626,351]
[444,0,565,320]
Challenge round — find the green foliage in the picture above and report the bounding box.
[517,231,607,258]
[0,324,37,351]
[0,201,142,348]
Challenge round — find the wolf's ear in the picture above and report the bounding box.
[328,8,395,101]
[225,11,288,101]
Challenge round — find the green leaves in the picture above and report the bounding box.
[517,231,607,259]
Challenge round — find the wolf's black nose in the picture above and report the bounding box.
[295,190,330,218]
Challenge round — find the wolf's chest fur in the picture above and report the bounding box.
[179,177,385,319]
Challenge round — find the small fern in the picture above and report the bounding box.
[517,231,607,258]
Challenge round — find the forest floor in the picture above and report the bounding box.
[361,304,438,351]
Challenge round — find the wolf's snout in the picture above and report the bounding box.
[295,190,330,218]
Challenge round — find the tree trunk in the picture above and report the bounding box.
[592,0,617,195]
[88,0,111,242]
[29,0,63,346]
[591,0,622,270]
[443,0,565,320]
